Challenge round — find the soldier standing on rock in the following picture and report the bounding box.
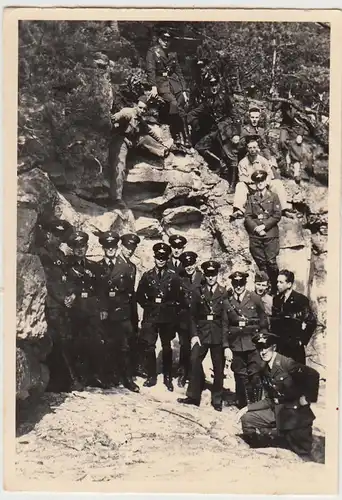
[176,251,204,388]
[64,230,107,390]
[237,331,320,458]
[108,95,170,210]
[271,270,317,365]
[177,260,229,412]
[137,242,186,392]
[96,230,140,392]
[244,170,282,295]
[146,29,191,149]
[167,234,187,273]
[225,271,268,408]
[36,216,76,392]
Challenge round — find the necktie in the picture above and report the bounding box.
[108,259,114,270]
[158,269,163,280]
[209,286,214,298]
[236,294,241,304]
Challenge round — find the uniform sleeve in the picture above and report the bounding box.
[112,107,133,122]
[136,273,148,308]
[190,290,200,338]
[244,195,259,233]
[146,48,157,87]
[300,296,317,345]
[263,193,282,231]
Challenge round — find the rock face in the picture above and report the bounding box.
[16,133,329,399]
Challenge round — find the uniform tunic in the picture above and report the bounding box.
[241,352,320,455]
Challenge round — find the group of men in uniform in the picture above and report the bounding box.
[37,214,319,457]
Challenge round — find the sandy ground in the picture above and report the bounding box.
[15,372,326,495]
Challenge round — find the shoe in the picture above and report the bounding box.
[212,402,223,412]
[177,397,200,407]
[143,377,157,387]
[229,210,244,222]
[70,380,84,392]
[123,379,140,393]
[177,375,187,388]
[164,376,174,392]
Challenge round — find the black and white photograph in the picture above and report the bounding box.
[4,8,341,495]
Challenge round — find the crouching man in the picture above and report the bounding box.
[237,331,320,458]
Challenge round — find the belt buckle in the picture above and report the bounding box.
[162,72,168,76]
[81,292,88,299]
[155,298,162,303]
[207,314,214,321]
[109,291,116,298]
[239,320,246,327]
[258,214,264,220]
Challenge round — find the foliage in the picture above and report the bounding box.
[18,20,330,175]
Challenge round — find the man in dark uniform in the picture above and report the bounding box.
[168,234,187,272]
[238,331,320,457]
[271,270,317,365]
[177,260,229,412]
[239,106,272,161]
[136,242,186,392]
[176,251,204,387]
[146,30,190,147]
[96,231,140,392]
[225,271,268,408]
[244,169,282,295]
[118,233,141,376]
[64,230,106,389]
[108,95,170,209]
[36,217,77,391]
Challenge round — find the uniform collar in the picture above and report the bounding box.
[105,256,116,266]
[233,289,247,302]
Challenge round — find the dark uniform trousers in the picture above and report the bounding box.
[271,290,317,364]
[97,255,138,383]
[137,267,185,379]
[241,353,320,455]
[244,189,282,295]
[65,257,105,386]
[38,245,75,391]
[186,285,229,405]
[227,291,268,407]
[177,270,204,380]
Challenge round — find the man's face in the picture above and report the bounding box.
[185,264,196,276]
[231,135,240,145]
[259,344,277,363]
[104,247,117,259]
[256,179,268,191]
[277,274,292,294]
[121,245,135,260]
[206,274,218,287]
[155,257,167,269]
[247,141,259,156]
[136,101,147,117]
[296,134,303,145]
[159,37,170,50]
[232,280,246,295]
[73,245,87,259]
[172,247,183,259]
[250,111,260,127]
[255,281,269,296]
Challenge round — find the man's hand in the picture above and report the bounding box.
[150,86,158,97]
[299,395,309,406]
[235,406,249,425]
[191,336,201,349]
[224,347,233,363]
[64,293,76,308]
[100,311,108,321]
[254,224,266,235]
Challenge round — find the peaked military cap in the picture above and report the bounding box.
[255,270,270,283]
[201,260,220,277]
[67,230,89,248]
[229,270,249,282]
[179,251,198,267]
[98,231,120,249]
[159,30,172,40]
[249,104,261,113]
[252,332,279,349]
[251,169,268,183]
[39,217,72,236]
[169,234,187,249]
[121,233,141,250]
[153,242,172,261]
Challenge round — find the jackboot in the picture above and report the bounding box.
[162,348,174,392]
[143,350,157,387]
